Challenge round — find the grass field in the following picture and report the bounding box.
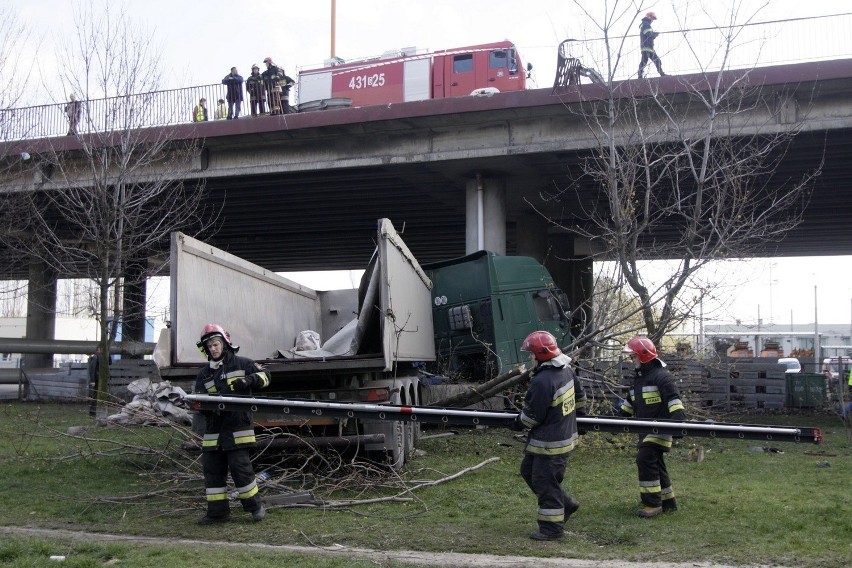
[1,402,849,567]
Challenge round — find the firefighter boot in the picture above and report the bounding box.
[564,498,580,524]
[636,506,663,518]
[529,530,565,541]
[197,513,230,525]
[252,504,266,522]
[662,498,678,513]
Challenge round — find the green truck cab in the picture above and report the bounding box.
[424,250,570,378]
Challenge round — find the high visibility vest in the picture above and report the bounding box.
[194,104,206,122]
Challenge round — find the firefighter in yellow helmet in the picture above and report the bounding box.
[513,331,586,541]
[619,336,685,517]
[193,324,270,525]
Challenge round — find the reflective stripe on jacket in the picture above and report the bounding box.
[639,18,658,52]
[619,359,685,449]
[520,354,586,456]
[194,352,270,451]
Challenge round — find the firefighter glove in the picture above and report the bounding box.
[232,377,249,392]
[510,415,525,431]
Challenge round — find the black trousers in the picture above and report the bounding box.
[638,50,664,76]
[636,444,676,508]
[249,97,266,116]
[202,448,262,517]
[520,453,572,535]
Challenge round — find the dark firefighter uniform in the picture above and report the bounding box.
[194,352,270,520]
[619,360,685,511]
[517,354,586,538]
[638,13,665,78]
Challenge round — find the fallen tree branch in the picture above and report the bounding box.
[430,368,528,407]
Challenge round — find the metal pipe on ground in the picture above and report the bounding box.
[0,339,155,356]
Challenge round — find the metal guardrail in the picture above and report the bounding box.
[567,12,852,81]
[1,14,851,142]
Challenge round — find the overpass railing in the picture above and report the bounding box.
[0,83,226,141]
[569,12,852,81]
[2,13,851,142]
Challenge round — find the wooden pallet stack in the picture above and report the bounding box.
[704,358,787,410]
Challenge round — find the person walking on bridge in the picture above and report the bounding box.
[638,12,666,79]
[193,324,270,525]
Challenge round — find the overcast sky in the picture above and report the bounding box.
[12,0,852,329]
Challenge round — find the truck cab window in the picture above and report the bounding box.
[453,54,473,74]
[533,289,569,322]
[490,48,518,75]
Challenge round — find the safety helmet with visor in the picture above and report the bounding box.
[622,336,661,365]
[197,323,239,358]
[521,330,562,362]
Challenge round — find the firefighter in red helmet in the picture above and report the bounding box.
[620,335,686,517]
[638,11,665,78]
[193,324,271,525]
[513,331,586,541]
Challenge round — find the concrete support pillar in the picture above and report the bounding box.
[122,263,147,358]
[465,176,506,254]
[541,235,595,345]
[24,259,58,369]
[515,214,549,262]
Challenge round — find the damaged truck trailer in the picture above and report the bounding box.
[154,218,570,468]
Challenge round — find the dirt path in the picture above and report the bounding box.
[1,526,754,567]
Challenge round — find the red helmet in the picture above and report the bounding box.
[521,331,562,361]
[646,11,657,20]
[623,336,657,364]
[197,323,239,355]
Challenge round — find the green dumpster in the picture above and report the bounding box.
[785,373,827,408]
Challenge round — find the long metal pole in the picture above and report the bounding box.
[330,0,336,59]
[814,285,820,368]
[185,394,823,444]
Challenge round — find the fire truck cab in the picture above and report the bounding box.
[298,41,526,108]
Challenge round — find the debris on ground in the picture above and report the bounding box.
[102,379,190,426]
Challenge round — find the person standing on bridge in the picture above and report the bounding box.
[246,64,267,117]
[512,331,586,541]
[619,336,685,518]
[637,12,666,79]
[280,71,296,114]
[193,324,270,525]
[64,94,82,135]
[192,97,208,122]
[262,57,284,115]
[221,66,244,119]
[214,99,227,120]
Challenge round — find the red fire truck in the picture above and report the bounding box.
[297,40,527,108]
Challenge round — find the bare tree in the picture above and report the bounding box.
[4,2,216,412]
[542,0,819,348]
[0,4,38,305]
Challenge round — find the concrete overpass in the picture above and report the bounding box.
[5,58,852,273]
[2,58,852,364]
